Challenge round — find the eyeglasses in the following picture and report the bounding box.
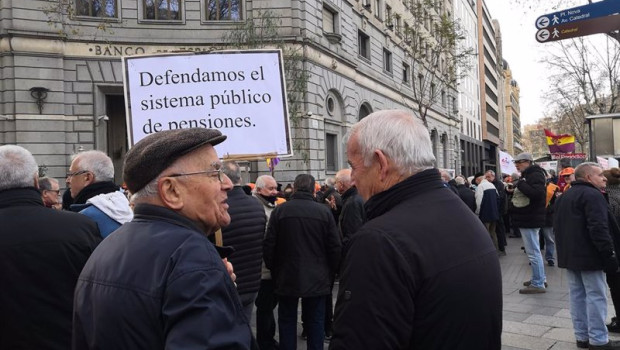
[167,169,223,183]
[44,189,61,195]
[66,170,90,178]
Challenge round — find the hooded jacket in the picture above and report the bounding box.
[475,179,500,223]
[70,182,132,238]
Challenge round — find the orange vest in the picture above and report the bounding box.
[546,183,559,207]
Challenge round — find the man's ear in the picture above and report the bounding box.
[33,174,39,189]
[374,149,391,181]
[158,177,184,210]
[84,171,95,186]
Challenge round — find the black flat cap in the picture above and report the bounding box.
[123,128,226,193]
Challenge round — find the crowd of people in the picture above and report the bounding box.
[2,108,620,349]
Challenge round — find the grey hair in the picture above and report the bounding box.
[335,170,352,186]
[222,161,241,185]
[131,174,161,201]
[348,109,435,176]
[455,176,465,185]
[575,162,603,181]
[0,145,38,191]
[39,177,59,191]
[325,177,336,187]
[485,170,495,177]
[72,150,114,182]
[254,175,276,193]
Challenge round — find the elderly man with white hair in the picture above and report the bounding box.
[0,145,101,350]
[330,110,502,350]
[73,128,255,349]
[67,150,132,238]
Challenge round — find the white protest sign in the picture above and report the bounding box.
[538,161,558,173]
[499,150,518,175]
[123,50,292,158]
[598,156,610,169]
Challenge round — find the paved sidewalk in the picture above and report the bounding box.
[501,236,619,350]
[250,235,620,349]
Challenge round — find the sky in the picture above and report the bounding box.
[485,1,582,126]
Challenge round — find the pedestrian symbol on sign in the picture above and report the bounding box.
[552,15,559,25]
[552,28,560,38]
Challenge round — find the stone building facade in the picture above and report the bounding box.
[502,60,523,157]
[0,0,460,185]
[453,0,482,176]
[476,0,502,172]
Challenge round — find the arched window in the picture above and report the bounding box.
[358,103,372,120]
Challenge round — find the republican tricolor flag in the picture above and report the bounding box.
[544,129,575,153]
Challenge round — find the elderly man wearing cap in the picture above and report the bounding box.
[73,128,255,349]
[509,152,548,294]
[560,167,575,192]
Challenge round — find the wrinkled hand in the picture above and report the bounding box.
[222,258,237,287]
[327,196,336,210]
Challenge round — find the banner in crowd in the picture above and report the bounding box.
[499,150,518,175]
[544,129,575,153]
[123,50,292,158]
[550,153,586,160]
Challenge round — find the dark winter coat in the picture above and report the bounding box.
[0,188,101,350]
[73,204,255,349]
[554,181,618,271]
[509,164,547,228]
[221,186,267,296]
[456,184,476,212]
[263,191,342,297]
[476,179,500,223]
[339,186,367,248]
[330,169,502,350]
[491,179,507,215]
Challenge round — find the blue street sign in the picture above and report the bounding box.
[535,0,620,29]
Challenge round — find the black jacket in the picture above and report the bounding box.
[509,164,547,228]
[339,187,367,247]
[456,184,476,212]
[221,186,267,296]
[71,181,119,205]
[554,181,618,271]
[491,179,507,215]
[263,191,342,297]
[73,204,255,349]
[330,169,502,350]
[0,188,101,350]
